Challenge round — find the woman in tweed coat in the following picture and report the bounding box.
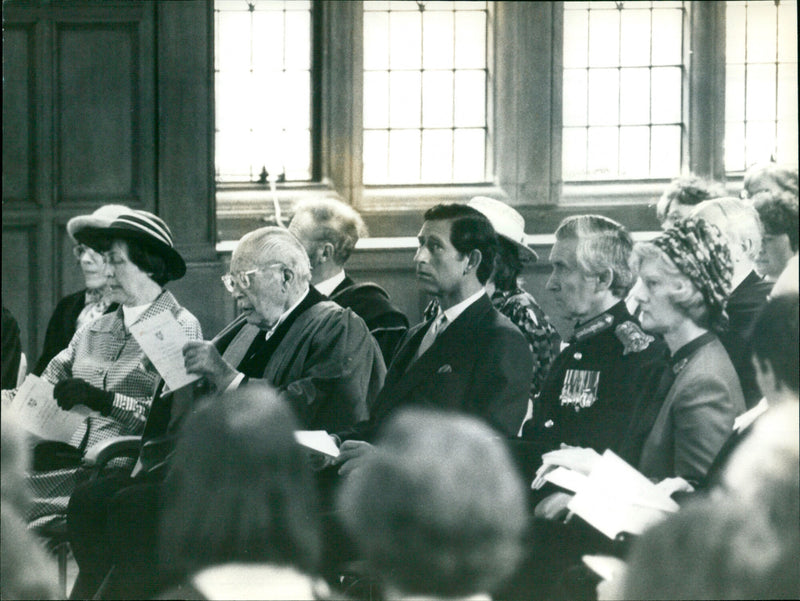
[26,208,202,523]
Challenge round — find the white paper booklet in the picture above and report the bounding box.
[2,374,91,443]
[567,450,679,539]
[129,310,200,391]
[294,430,340,458]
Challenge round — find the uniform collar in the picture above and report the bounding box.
[572,300,630,342]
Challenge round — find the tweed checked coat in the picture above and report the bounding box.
[27,289,202,520]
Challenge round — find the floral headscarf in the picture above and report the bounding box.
[652,218,733,332]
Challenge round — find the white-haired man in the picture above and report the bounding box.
[514,215,671,477]
[183,225,386,427]
[691,197,773,407]
[289,198,408,364]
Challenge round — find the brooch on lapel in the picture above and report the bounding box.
[437,364,453,374]
[559,369,601,412]
[672,358,689,375]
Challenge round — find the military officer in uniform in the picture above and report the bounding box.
[512,215,672,483]
[499,215,673,601]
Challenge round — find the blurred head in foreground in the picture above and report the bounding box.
[158,384,321,582]
[337,408,527,599]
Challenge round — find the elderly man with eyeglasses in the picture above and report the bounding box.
[65,227,385,600]
[182,225,386,430]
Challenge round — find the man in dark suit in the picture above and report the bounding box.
[289,197,409,365]
[332,203,533,475]
[691,198,773,408]
[66,226,385,600]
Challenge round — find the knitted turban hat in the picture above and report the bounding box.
[652,218,734,332]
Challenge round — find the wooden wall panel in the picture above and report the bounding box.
[2,223,39,360]
[156,1,216,261]
[56,220,85,300]
[55,18,152,205]
[2,23,35,204]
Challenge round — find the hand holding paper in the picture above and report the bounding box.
[4,374,91,444]
[541,444,601,476]
[294,430,340,458]
[182,340,239,391]
[566,450,679,539]
[129,311,201,391]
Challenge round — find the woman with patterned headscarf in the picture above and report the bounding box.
[630,218,746,484]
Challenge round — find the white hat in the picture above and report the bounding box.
[66,205,133,243]
[467,197,538,262]
[76,209,186,281]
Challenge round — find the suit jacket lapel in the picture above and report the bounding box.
[385,294,492,401]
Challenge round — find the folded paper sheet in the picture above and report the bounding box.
[294,430,340,458]
[2,374,90,443]
[130,310,200,391]
[567,450,679,539]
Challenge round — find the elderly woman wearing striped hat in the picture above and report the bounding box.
[26,207,202,524]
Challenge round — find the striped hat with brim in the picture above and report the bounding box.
[76,209,187,281]
[66,204,133,243]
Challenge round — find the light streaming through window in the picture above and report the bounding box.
[725,0,798,172]
[214,0,312,182]
[562,1,686,181]
[362,1,489,185]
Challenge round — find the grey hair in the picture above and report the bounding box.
[233,226,312,286]
[555,215,635,297]
[691,197,763,262]
[290,197,368,265]
[631,242,710,329]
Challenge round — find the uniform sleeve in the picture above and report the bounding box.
[670,374,740,482]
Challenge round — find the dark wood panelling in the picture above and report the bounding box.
[56,17,153,205]
[2,222,39,360]
[56,220,85,300]
[156,1,216,261]
[2,23,36,204]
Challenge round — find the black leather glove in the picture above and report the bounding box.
[53,378,114,416]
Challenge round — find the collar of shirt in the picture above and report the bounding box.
[314,270,346,297]
[437,288,486,333]
[122,302,152,329]
[264,286,310,341]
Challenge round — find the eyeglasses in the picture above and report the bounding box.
[72,244,104,262]
[220,264,284,293]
